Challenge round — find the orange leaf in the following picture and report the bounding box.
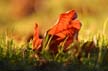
[32,23,42,50]
[47,10,81,53]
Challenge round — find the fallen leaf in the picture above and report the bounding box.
[32,23,42,50]
[47,10,81,53]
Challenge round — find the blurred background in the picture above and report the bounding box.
[0,0,108,41]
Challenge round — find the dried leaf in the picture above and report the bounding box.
[47,10,81,53]
[32,23,42,50]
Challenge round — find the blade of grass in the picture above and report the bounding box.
[103,18,108,35]
[54,37,68,62]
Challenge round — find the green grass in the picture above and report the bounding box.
[0,33,108,71]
